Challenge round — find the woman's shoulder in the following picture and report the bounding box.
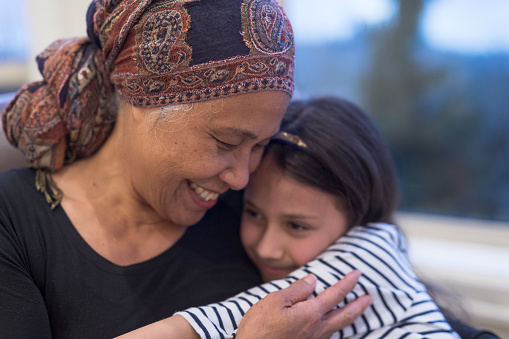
[0,168,55,271]
[0,167,37,196]
[0,168,53,232]
[0,168,38,203]
[0,167,36,184]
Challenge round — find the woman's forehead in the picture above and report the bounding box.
[199,91,290,135]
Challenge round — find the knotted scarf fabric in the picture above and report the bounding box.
[2,0,295,170]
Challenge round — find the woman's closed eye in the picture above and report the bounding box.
[213,136,239,151]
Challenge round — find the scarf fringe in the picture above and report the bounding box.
[35,168,63,210]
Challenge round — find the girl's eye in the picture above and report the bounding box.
[244,208,262,220]
[289,222,309,232]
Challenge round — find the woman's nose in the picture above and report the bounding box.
[219,149,260,191]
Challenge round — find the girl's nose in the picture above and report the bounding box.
[255,228,285,261]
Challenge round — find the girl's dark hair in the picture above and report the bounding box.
[267,97,398,228]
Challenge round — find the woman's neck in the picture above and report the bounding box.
[51,136,186,266]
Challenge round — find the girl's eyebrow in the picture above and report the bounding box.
[281,214,319,220]
[243,199,259,209]
[244,199,319,220]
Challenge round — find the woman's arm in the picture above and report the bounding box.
[116,271,371,339]
[175,223,459,339]
[116,223,458,339]
[115,314,200,339]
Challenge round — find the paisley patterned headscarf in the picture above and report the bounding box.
[2,0,295,170]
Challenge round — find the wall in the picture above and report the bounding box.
[397,212,509,338]
[0,0,90,88]
[26,0,90,81]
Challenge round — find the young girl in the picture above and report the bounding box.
[120,97,459,338]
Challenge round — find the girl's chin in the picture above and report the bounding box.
[260,269,293,282]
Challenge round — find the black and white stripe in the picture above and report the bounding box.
[175,223,459,339]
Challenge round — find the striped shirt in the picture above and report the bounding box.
[175,223,459,339]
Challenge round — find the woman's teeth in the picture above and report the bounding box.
[190,182,219,201]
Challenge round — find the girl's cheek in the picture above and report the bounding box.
[240,221,257,248]
[291,238,327,267]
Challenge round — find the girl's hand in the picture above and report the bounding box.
[236,270,372,339]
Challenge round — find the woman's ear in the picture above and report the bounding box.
[120,100,143,123]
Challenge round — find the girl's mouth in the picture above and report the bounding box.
[257,262,293,280]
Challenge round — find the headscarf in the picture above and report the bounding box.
[2,0,295,170]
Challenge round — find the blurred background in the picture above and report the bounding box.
[1,0,508,336]
[285,0,509,222]
[282,1,509,335]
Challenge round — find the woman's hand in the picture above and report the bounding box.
[236,270,372,339]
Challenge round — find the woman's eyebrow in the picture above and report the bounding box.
[217,127,259,140]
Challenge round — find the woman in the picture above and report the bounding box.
[0,0,368,338]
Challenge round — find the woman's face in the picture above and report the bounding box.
[240,154,349,282]
[123,91,290,227]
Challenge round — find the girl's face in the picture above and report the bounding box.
[240,154,349,282]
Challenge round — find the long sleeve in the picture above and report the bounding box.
[175,223,459,339]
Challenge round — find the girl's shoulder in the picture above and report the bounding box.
[329,222,408,255]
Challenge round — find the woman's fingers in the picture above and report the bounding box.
[278,274,317,307]
[236,271,370,339]
[312,270,362,312]
[322,294,373,335]
[306,270,371,338]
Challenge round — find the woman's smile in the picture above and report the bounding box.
[188,181,220,209]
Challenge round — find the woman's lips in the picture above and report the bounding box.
[188,181,219,210]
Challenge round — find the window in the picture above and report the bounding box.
[0,0,30,62]
[284,0,509,222]
[0,0,30,93]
